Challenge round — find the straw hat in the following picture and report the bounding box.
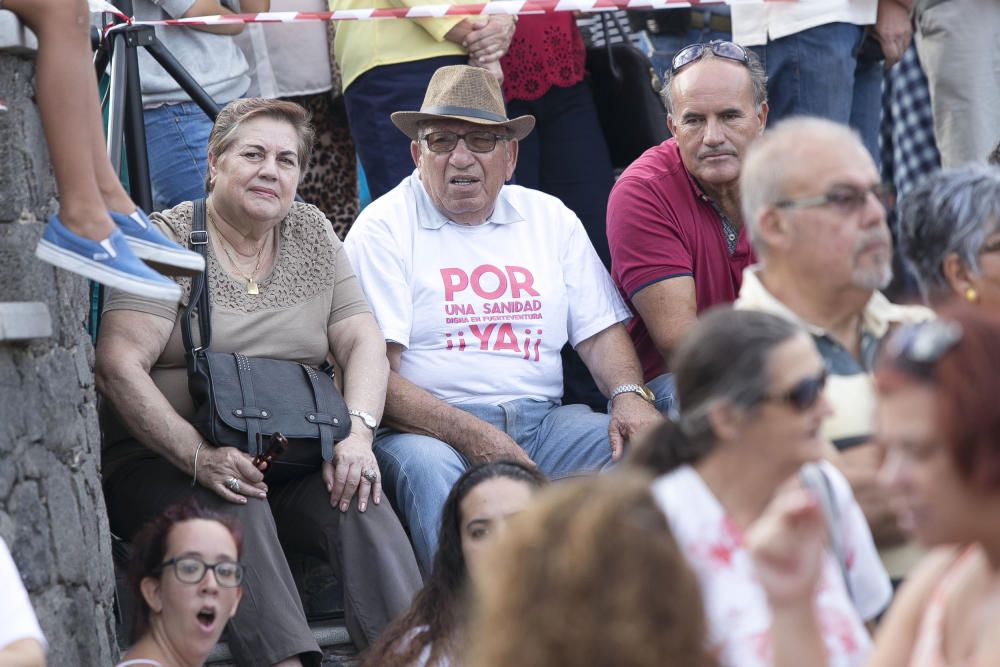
[391,65,535,141]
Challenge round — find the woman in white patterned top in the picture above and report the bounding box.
[630,308,892,667]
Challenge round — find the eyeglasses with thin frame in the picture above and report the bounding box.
[760,369,828,412]
[671,40,750,74]
[420,130,510,154]
[157,556,245,588]
[774,183,890,215]
[885,320,963,379]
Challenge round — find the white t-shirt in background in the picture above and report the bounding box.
[0,538,46,653]
[732,0,878,46]
[652,462,891,667]
[345,171,631,405]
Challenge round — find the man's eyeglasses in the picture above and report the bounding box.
[158,556,245,588]
[421,130,509,154]
[761,370,828,412]
[774,183,889,215]
[671,40,750,74]
[885,320,963,379]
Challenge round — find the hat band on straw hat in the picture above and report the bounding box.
[422,105,508,124]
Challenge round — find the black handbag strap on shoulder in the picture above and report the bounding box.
[181,198,212,356]
[598,11,622,81]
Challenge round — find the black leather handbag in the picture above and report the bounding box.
[584,12,670,170]
[181,199,351,484]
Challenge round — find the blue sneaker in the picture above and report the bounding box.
[35,215,182,302]
[112,208,205,277]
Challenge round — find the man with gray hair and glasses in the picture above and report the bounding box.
[898,164,1000,310]
[607,40,768,414]
[736,116,932,583]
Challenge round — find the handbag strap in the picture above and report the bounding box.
[303,364,336,462]
[598,11,622,81]
[182,198,212,355]
[234,353,263,457]
[799,463,855,606]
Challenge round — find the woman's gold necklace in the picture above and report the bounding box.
[208,210,268,295]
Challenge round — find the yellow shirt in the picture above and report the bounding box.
[331,0,468,91]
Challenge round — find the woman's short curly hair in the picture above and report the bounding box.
[466,472,716,667]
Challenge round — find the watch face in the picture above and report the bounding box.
[641,386,656,402]
[353,411,376,428]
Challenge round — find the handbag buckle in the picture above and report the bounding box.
[190,230,208,245]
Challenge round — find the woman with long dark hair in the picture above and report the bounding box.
[361,461,547,667]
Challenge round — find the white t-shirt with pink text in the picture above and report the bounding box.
[344,171,630,405]
[651,462,892,667]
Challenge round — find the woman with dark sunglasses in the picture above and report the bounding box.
[629,307,891,667]
[751,306,1000,667]
[117,499,244,667]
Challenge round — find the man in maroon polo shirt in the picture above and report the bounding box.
[607,41,769,412]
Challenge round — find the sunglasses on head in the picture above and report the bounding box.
[761,369,828,412]
[885,320,963,379]
[671,40,750,74]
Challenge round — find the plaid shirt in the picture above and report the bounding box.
[881,43,941,198]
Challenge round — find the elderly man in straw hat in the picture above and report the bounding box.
[344,65,661,571]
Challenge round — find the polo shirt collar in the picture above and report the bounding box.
[685,168,716,205]
[737,265,909,339]
[409,170,525,230]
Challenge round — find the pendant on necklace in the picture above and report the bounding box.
[246,278,260,295]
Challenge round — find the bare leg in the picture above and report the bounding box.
[85,49,137,216]
[6,0,117,240]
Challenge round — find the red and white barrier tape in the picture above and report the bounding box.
[89,0,786,26]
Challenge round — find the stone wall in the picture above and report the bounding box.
[0,33,118,666]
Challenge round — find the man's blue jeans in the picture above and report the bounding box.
[749,23,884,167]
[647,372,676,416]
[143,101,214,211]
[374,398,612,572]
[648,27,732,84]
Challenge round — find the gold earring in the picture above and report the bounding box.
[965,287,978,303]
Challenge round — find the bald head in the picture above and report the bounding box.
[741,118,871,255]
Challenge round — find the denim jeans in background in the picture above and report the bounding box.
[647,26,731,84]
[374,398,613,572]
[143,101,214,211]
[750,23,884,168]
[344,55,467,202]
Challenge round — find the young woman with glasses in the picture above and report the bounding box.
[117,499,244,667]
[629,307,891,667]
[751,306,1000,667]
